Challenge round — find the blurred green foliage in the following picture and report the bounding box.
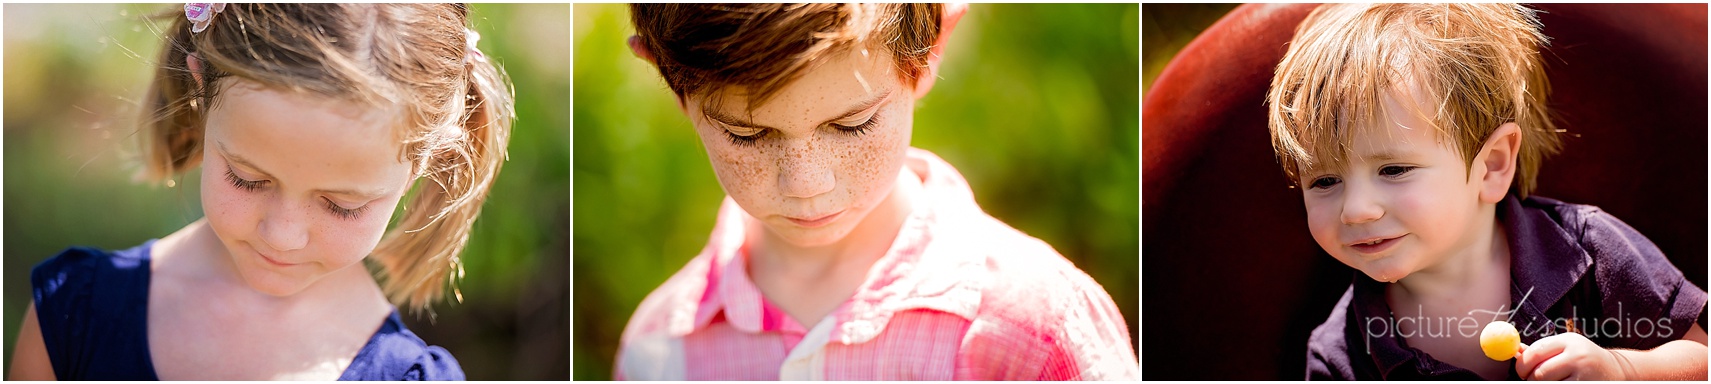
[573,3,1139,379]
[2,4,568,380]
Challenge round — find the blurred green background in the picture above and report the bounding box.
[573,3,1139,379]
[2,4,569,380]
[1141,4,1238,97]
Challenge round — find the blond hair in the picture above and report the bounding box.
[139,4,514,311]
[629,3,943,109]
[1266,3,1560,197]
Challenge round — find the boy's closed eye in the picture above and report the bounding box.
[704,90,892,147]
[717,118,880,147]
[718,123,768,146]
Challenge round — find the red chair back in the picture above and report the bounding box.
[1142,3,1707,379]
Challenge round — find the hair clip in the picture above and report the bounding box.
[465,29,487,64]
[185,3,226,34]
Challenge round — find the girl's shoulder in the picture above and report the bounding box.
[29,240,160,380]
[32,240,157,311]
[338,311,466,381]
[34,240,156,282]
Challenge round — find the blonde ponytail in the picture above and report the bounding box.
[139,15,213,183]
[371,33,515,312]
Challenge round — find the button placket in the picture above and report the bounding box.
[780,315,836,380]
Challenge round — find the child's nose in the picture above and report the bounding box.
[257,197,310,253]
[776,138,834,199]
[1339,185,1384,225]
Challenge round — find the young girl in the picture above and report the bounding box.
[8,3,512,380]
[615,4,1137,379]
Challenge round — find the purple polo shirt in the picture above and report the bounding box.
[1306,195,1709,380]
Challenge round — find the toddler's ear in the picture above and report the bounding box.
[913,3,968,99]
[1476,123,1523,203]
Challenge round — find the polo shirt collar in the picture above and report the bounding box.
[1499,196,1594,342]
[1345,194,1593,379]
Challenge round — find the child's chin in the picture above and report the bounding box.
[1333,251,1417,283]
[237,269,312,297]
[766,223,856,248]
[1359,265,1414,283]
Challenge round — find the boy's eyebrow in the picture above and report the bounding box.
[1365,152,1400,162]
[703,89,894,130]
[1299,151,1411,176]
[216,141,390,200]
[1338,151,1416,166]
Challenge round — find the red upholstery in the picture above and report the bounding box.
[1142,4,1707,379]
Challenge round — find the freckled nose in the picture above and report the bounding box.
[777,137,834,199]
[1340,183,1383,225]
[257,197,309,252]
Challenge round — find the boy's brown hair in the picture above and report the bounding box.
[1266,3,1561,197]
[141,4,514,311]
[629,4,943,109]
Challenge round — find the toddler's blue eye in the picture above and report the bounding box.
[1309,176,1341,190]
[1379,165,1417,177]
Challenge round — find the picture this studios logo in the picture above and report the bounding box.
[1361,287,1681,353]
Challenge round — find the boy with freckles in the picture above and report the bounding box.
[612,4,1137,380]
[1270,4,1708,380]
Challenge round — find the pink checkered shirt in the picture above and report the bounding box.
[615,148,1138,380]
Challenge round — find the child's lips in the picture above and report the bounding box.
[250,244,302,267]
[785,210,844,228]
[259,252,301,267]
[1347,234,1405,254]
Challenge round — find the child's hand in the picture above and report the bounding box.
[1514,332,1626,380]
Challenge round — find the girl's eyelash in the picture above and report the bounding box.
[224,167,266,192]
[323,198,367,220]
[228,165,367,220]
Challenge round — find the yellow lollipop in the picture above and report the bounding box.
[1479,321,1526,361]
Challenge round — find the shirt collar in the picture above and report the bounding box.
[1499,195,1594,339]
[1347,275,1475,379]
[671,148,988,344]
[1344,194,1593,379]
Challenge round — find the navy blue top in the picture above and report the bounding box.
[1306,195,1710,380]
[30,240,465,381]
